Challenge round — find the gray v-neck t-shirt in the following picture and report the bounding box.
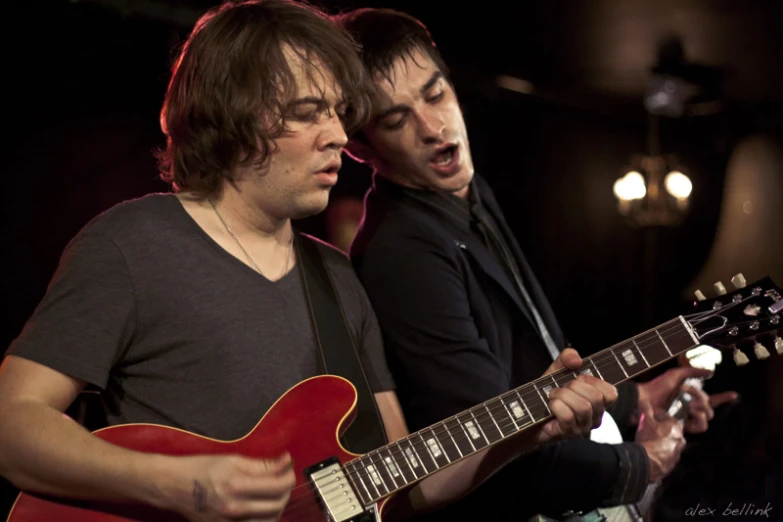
[9,193,394,440]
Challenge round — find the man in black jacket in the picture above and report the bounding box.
[337,8,737,520]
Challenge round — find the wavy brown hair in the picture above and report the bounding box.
[157,0,372,197]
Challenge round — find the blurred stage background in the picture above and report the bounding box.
[2,1,782,519]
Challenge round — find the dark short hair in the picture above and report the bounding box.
[334,8,449,90]
[157,0,371,197]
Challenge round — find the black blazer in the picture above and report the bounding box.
[351,173,648,519]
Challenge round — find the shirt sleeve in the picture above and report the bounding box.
[7,232,136,389]
[603,441,651,507]
[403,439,649,521]
[514,439,648,515]
[355,289,396,393]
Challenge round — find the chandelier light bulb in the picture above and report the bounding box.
[664,171,693,199]
[613,171,647,201]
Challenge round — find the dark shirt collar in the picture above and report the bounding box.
[371,173,486,233]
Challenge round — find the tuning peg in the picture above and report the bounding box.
[775,336,783,355]
[733,348,750,366]
[714,282,728,295]
[694,290,707,301]
[754,342,771,360]
[731,273,747,289]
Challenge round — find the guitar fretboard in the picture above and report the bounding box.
[343,317,699,505]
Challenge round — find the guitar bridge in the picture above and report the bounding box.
[305,457,376,522]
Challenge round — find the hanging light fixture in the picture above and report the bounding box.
[613,115,693,227]
[611,35,726,228]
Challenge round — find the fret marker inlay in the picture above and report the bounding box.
[404,447,420,468]
[464,420,481,440]
[383,456,401,478]
[621,349,638,366]
[509,400,525,419]
[426,438,443,458]
[366,464,382,486]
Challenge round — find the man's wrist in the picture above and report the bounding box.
[134,453,187,512]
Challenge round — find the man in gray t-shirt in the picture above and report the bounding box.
[0,2,615,521]
[8,193,394,443]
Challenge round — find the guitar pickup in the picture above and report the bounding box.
[304,457,375,522]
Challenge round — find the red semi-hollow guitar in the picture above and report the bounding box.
[9,375,383,522]
[8,276,782,522]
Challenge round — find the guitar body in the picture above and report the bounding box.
[8,375,390,522]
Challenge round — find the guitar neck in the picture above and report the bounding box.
[345,317,700,506]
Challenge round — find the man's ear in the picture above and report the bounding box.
[345,138,377,166]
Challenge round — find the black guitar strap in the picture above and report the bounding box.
[295,232,388,454]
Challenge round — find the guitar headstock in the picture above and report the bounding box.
[686,273,782,366]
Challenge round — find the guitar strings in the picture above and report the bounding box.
[342,340,689,500]
[276,318,700,516]
[281,297,756,516]
[281,296,759,518]
[340,318,695,497]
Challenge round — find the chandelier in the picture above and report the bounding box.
[613,115,693,227]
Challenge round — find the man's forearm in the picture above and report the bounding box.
[0,401,173,509]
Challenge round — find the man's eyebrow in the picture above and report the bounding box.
[420,71,444,96]
[375,71,444,121]
[375,104,408,121]
[285,96,348,111]
[285,97,327,109]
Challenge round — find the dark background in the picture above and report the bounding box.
[2,0,782,519]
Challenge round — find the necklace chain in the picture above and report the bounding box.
[208,198,293,279]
